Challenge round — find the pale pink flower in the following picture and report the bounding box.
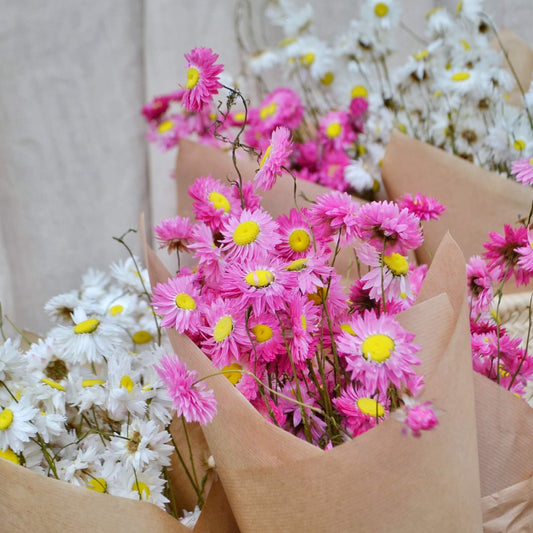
[181,47,223,112]
[155,354,217,425]
[395,398,438,437]
[396,193,446,221]
[511,157,533,185]
[153,216,193,254]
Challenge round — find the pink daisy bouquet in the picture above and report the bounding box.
[149,47,444,453]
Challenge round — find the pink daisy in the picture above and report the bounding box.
[516,230,533,274]
[222,257,291,316]
[511,157,533,185]
[219,208,280,262]
[181,47,223,112]
[285,292,320,366]
[155,354,217,425]
[333,385,389,437]
[306,190,361,243]
[244,312,286,363]
[187,222,223,288]
[254,126,293,191]
[466,255,494,316]
[396,193,446,221]
[482,224,530,285]
[199,298,249,368]
[255,87,305,134]
[188,175,240,232]
[319,111,356,150]
[355,201,423,254]
[337,311,422,397]
[146,113,188,151]
[276,208,317,260]
[151,275,202,334]
[141,91,182,123]
[316,149,351,192]
[153,216,194,254]
[395,397,438,437]
[283,254,333,295]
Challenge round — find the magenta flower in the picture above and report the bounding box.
[355,201,423,254]
[153,216,194,254]
[396,193,446,221]
[466,255,494,316]
[254,127,293,191]
[182,47,223,112]
[397,399,438,437]
[155,354,217,425]
[511,157,533,185]
[255,87,305,134]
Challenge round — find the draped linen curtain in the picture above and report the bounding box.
[1,0,531,334]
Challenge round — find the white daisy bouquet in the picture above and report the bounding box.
[141,45,486,530]
[0,241,235,530]
[235,0,533,184]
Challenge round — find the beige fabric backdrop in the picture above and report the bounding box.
[1,0,532,334]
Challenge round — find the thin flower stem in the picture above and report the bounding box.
[2,315,32,346]
[162,466,179,519]
[170,434,204,508]
[180,415,201,501]
[0,303,6,342]
[508,293,533,390]
[112,229,162,346]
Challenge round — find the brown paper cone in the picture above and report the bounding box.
[143,200,484,532]
[381,132,533,294]
[382,132,533,531]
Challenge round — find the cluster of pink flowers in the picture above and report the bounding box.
[152,179,444,446]
[142,48,372,196]
[467,221,533,398]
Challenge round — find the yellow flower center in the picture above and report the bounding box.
[361,334,395,363]
[383,253,409,276]
[132,481,150,499]
[301,315,307,330]
[374,2,389,17]
[120,375,134,393]
[41,378,66,392]
[358,145,367,155]
[340,323,356,336]
[356,397,385,417]
[397,123,407,133]
[259,145,272,168]
[326,122,342,138]
[288,229,311,252]
[74,318,99,335]
[529,157,533,166]
[245,269,275,288]
[320,72,334,85]
[351,85,368,98]
[433,90,443,98]
[503,92,510,101]
[300,52,315,67]
[456,1,463,14]
[82,379,106,387]
[213,316,233,342]
[460,39,470,51]
[233,220,260,246]
[234,112,246,123]
[513,139,526,151]
[109,305,124,316]
[175,293,197,310]
[0,448,19,464]
[251,324,273,343]
[87,478,107,493]
[413,49,429,60]
[222,363,243,385]
[157,120,174,134]
[208,191,231,213]
[451,72,470,82]
[0,409,13,431]
[286,258,309,271]
[260,102,278,120]
[185,67,200,89]
[132,331,153,344]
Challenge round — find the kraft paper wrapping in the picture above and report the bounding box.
[143,198,484,533]
[382,133,533,531]
[0,451,237,532]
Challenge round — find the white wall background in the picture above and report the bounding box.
[1,0,532,334]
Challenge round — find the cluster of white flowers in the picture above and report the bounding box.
[0,256,183,513]
[246,0,533,183]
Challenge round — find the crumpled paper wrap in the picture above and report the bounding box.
[382,132,533,532]
[143,188,484,532]
[0,424,238,533]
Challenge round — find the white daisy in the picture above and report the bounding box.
[360,0,401,30]
[265,0,314,36]
[0,396,38,453]
[110,257,150,295]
